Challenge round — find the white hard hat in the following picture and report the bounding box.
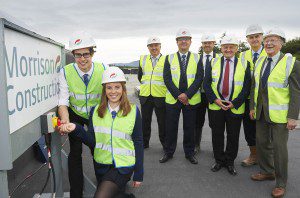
[221,35,239,45]
[147,36,161,45]
[69,32,97,51]
[264,27,286,40]
[102,66,126,84]
[201,34,216,42]
[176,28,192,39]
[246,24,264,36]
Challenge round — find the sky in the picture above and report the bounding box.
[1,0,300,64]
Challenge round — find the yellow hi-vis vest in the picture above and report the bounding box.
[64,62,105,119]
[240,49,267,75]
[165,53,201,105]
[93,104,136,167]
[208,56,248,114]
[139,55,167,97]
[253,54,296,123]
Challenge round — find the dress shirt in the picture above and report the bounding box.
[251,46,263,57]
[58,63,95,106]
[261,52,281,76]
[150,54,161,67]
[219,57,235,101]
[107,103,120,113]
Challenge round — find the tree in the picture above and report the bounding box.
[281,37,300,60]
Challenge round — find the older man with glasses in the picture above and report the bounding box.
[58,32,107,198]
[250,28,300,198]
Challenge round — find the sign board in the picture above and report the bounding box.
[4,28,62,133]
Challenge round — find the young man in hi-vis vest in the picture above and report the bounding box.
[204,35,251,176]
[138,37,166,149]
[249,28,300,198]
[58,32,106,198]
[240,24,267,167]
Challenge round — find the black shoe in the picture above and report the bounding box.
[227,165,237,176]
[211,163,223,172]
[186,155,198,164]
[159,154,173,163]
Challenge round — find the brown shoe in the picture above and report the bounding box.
[241,146,257,167]
[271,187,285,198]
[251,173,275,181]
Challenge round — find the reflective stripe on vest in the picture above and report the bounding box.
[165,53,201,105]
[93,104,136,167]
[65,62,105,119]
[208,56,246,114]
[253,54,296,123]
[139,55,166,97]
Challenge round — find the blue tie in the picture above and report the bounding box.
[253,52,259,64]
[261,58,273,88]
[181,54,187,73]
[205,55,210,70]
[111,111,117,119]
[83,74,89,86]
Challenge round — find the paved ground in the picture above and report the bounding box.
[8,74,300,198]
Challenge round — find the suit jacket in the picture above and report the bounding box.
[137,54,165,106]
[163,51,204,109]
[204,56,251,116]
[250,52,300,122]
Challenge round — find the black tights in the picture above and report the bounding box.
[94,181,135,198]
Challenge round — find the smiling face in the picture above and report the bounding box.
[202,41,215,54]
[73,48,93,72]
[105,82,123,105]
[264,35,283,57]
[177,37,192,53]
[147,43,161,57]
[221,44,238,59]
[247,33,263,49]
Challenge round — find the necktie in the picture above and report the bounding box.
[152,57,158,67]
[111,110,117,119]
[253,52,259,64]
[205,55,211,72]
[261,58,273,88]
[83,74,89,86]
[222,59,230,98]
[181,54,187,73]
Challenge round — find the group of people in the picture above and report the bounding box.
[137,25,300,198]
[56,24,300,198]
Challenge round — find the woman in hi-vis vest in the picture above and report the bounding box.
[59,67,143,198]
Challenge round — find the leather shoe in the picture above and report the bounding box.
[186,155,198,164]
[251,172,275,181]
[271,187,285,198]
[227,165,237,176]
[211,163,223,172]
[159,154,172,163]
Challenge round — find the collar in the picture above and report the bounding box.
[74,62,94,77]
[203,51,213,57]
[268,51,281,63]
[251,46,263,55]
[179,51,188,57]
[150,54,161,60]
[108,103,120,113]
[224,56,235,63]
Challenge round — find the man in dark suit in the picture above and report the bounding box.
[138,37,166,149]
[250,28,300,198]
[204,35,251,175]
[159,28,203,164]
[195,34,219,154]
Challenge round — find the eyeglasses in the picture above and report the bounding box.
[177,37,191,41]
[264,39,280,45]
[74,53,91,58]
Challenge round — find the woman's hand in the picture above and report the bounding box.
[132,181,142,188]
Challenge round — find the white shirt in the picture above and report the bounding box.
[179,52,188,59]
[251,46,263,57]
[261,51,281,77]
[58,63,95,107]
[108,103,120,113]
[219,56,235,100]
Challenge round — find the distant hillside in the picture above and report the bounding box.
[109,60,139,67]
